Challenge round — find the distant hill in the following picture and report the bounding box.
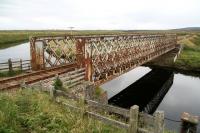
[173,27,200,32]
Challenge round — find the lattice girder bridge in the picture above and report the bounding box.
[30,34,177,85]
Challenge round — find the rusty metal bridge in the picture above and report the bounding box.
[30,34,178,86]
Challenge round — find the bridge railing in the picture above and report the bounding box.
[30,34,177,83]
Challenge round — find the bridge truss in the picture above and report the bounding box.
[30,34,177,85]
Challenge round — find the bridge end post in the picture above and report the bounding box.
[30,36,37,71]
[76,38,85,68]
[84,40,93,82]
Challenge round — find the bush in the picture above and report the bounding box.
[53,77,63,90]
[95,86,104,99]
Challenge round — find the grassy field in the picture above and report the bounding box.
[0,30,125,49]
[0,31,69,49]
[0,89,126,133]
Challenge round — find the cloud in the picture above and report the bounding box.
[0,0,200,30]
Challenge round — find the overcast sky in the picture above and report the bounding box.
[0,0,199,30]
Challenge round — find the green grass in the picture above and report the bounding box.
[175,33,200,71]
[0,89,126,133]
[0,70,24,77]
[0,31,65,49]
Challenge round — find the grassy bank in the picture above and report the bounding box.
[145,32,200,73]
[174,33,200,71]
[0,89,126,133]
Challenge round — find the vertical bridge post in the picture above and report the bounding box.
[85,39,93,81]
[30,37,45,70]
[30,37,37,70]
[76,38,85,68]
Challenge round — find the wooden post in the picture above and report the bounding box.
[28,64,31,70]
[154,111,164,133]
[85,83,95,100]
[180,112,199,133]
[8,58,13,72]
[20,80,26,89]
[129,105,139,133]
[20,59,23,71]
[50,87,55,99]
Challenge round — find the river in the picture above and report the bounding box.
[101,67,200,132]
[0,43,200,132]
[0,42,30,62]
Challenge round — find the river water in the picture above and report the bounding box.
[0,42,30,62]
[101,67,200,132]
[0,43,200,132]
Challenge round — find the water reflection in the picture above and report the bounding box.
[158,74,200,131]
[0,43,30,62]
[101,67,151,98]
[108,69,174,114]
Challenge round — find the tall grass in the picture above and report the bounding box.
[0,89,126,133]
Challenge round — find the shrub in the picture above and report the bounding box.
[53,77,63,90]
[95,86,104,98]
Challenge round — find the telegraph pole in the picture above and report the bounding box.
[68,27,74,35]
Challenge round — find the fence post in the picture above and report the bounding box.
[154,111,164,133]
[180,112,199,133]
[8,58,13,72]
[85,82,95,100]
[50,87,55,99]
[20,59,23,71]
[20,80,26,89]
[28,64,31,70]
[129,105,139,133]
